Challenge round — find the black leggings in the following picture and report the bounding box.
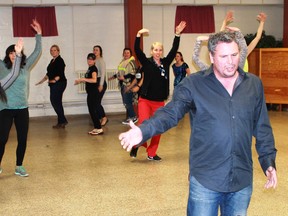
[87,92,101,129]
[0,108,29,166]
[96,79,107,119]
[50,81,67,124]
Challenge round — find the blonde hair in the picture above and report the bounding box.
[50,44,60,52]
[150,42,163,57]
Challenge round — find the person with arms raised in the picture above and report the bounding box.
[0,19,42,177]
[129,21,186,161]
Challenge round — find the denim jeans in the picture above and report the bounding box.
[187,176,252,216]
[121,85,136,119]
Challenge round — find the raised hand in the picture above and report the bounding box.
[30,19,42,34]
[175,21,186,35]
[137,28,149,37]
[14,38,24,56]
[257,12,267,23]
[220,10,234,31]
[224,10,234,26]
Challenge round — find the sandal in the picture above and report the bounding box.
[101,118,109,126]
[88,129,97,134]
[88,128,104,135]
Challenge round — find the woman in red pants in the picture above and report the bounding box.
[130,21,186,161]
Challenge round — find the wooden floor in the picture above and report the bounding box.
[0,111,287,216]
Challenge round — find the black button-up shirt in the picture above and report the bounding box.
[140,66,276,192]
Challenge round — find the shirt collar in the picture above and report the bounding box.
[204,64,247,79]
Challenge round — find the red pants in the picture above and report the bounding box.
[138,97,165,157]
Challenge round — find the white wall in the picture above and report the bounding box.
[0,3,284,117]
[142,5,283,98]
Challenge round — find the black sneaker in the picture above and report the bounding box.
[122,117,138,125]
[122,118,130,125]
[132,117,138,124]
[130,147,138,158]
[147,155,162,161]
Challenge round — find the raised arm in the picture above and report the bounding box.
[165,21,186,63]
[0,38,23,102]
[226,26,248,69]
[26,19,42,70]
[0,38,23,90]
[220,10,234,31]
[235,31,248,69]
[247,12,267,56]
[30,18,42,35]
[134,28,150,65]
[175,21,187,36]
[192,36,209,71]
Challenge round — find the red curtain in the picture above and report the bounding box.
[13,7,58,37]
[175,6,215,34]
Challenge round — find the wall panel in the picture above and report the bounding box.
[0,3,284,116]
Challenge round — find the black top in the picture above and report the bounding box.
[134,36,180,101]
[46,55,67,86]
[85,65,98,94]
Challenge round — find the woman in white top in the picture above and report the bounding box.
[93,45,108,126]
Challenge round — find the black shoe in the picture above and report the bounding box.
[52,123,65,129]
[122,117,138,125]
[130,147,138,158]
[147,155,162,161]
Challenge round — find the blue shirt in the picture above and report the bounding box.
[172,62,189,86]
[139,65,276,193]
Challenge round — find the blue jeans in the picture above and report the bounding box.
[121,85,136,119]
[187,176,252,216]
